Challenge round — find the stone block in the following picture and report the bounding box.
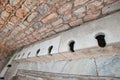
[74,0,88,7]
[27,12,38,22]
[73,6,86,18]
[69,19,83,27]
[58,2,72,14]
[24,0,38,9]
[52,19,63,27]
[62,13,72,21]
[10,0,21,6]
[84,10,101,21]
[42,13,58,23]
[95,55,120,77]
[19,23,26,29]
[10,16,19,24]
[33,21,42,29]
[5,4,13,12]
[38,4,50,15]
[54,24,70,32]
[102,0,120,14]
[61,58,96,75]
[104,0,117,5]
[16,8,26,18]
[1,11,10,20]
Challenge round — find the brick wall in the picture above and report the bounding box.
[0,0,118,52]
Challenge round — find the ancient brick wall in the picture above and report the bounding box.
[0,0,119,52]
[0,0,120,79]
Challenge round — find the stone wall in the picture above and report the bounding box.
[14,11,120,62]
[2,11,120,80]
[0,0,120,79]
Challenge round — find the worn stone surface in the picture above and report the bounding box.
[16,8,26,18]
[74,0,89,7]
[96,55,120,77]
[69,19,83,27]
[102,0,120,14]
[5,4,14,12]
[0,0,119,73]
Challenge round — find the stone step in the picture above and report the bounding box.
[15,69,120,80]
[12,75,43,80]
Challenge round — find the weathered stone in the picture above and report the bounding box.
[37,26,47,33]
[0,5,4,12]
[25,29,32,35]
[92,0,103,6]
[5,4,13,12]
[74,0,89,7]
[52,19,63,27]
[0,0,3,3]
[96,55,120,77]
[6,22,14,30]
[16,26,25,32]
[38,4,50,15]
[3,28,9,33]
[104,0,117,5]
[10,0,21,6]
[45,24,52,29]
[73,6,86,18]
[47,0,59,5]
[0,25,3,29]
[16,8,26,18]
[102,0,120,14]
[23,21,29,26]
[27,12,38,22]
[0,18,5,24]
[58,2,72,14]
[1,11,10,20]
[62,13,72,21]
[33,21,42,29]
[42,13,58,23]
[10,16,19,24]
[86,1,103,14]
[84,10,101,21]
[69,19,83,27]
[24,0,38,9]
[73,7,85,14]
[22,5,30,13]
[54,24,70,32]
[19,23,26,29]
[11,28,19,36]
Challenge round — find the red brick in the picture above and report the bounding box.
[74,0,89,7]
[16,8,26,18]
[58,2,72,14]
[42,13,58,23]
[84,10,101,21]
[5,4,14,12]
[69,19,83,27]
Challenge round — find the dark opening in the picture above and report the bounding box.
[27,52,31,57]
[48,45,53,56]
[69,40,75,52]
[7,64,12,67]
[36,49,40,56]
[95,34,106,48]
[0,77,4,79]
